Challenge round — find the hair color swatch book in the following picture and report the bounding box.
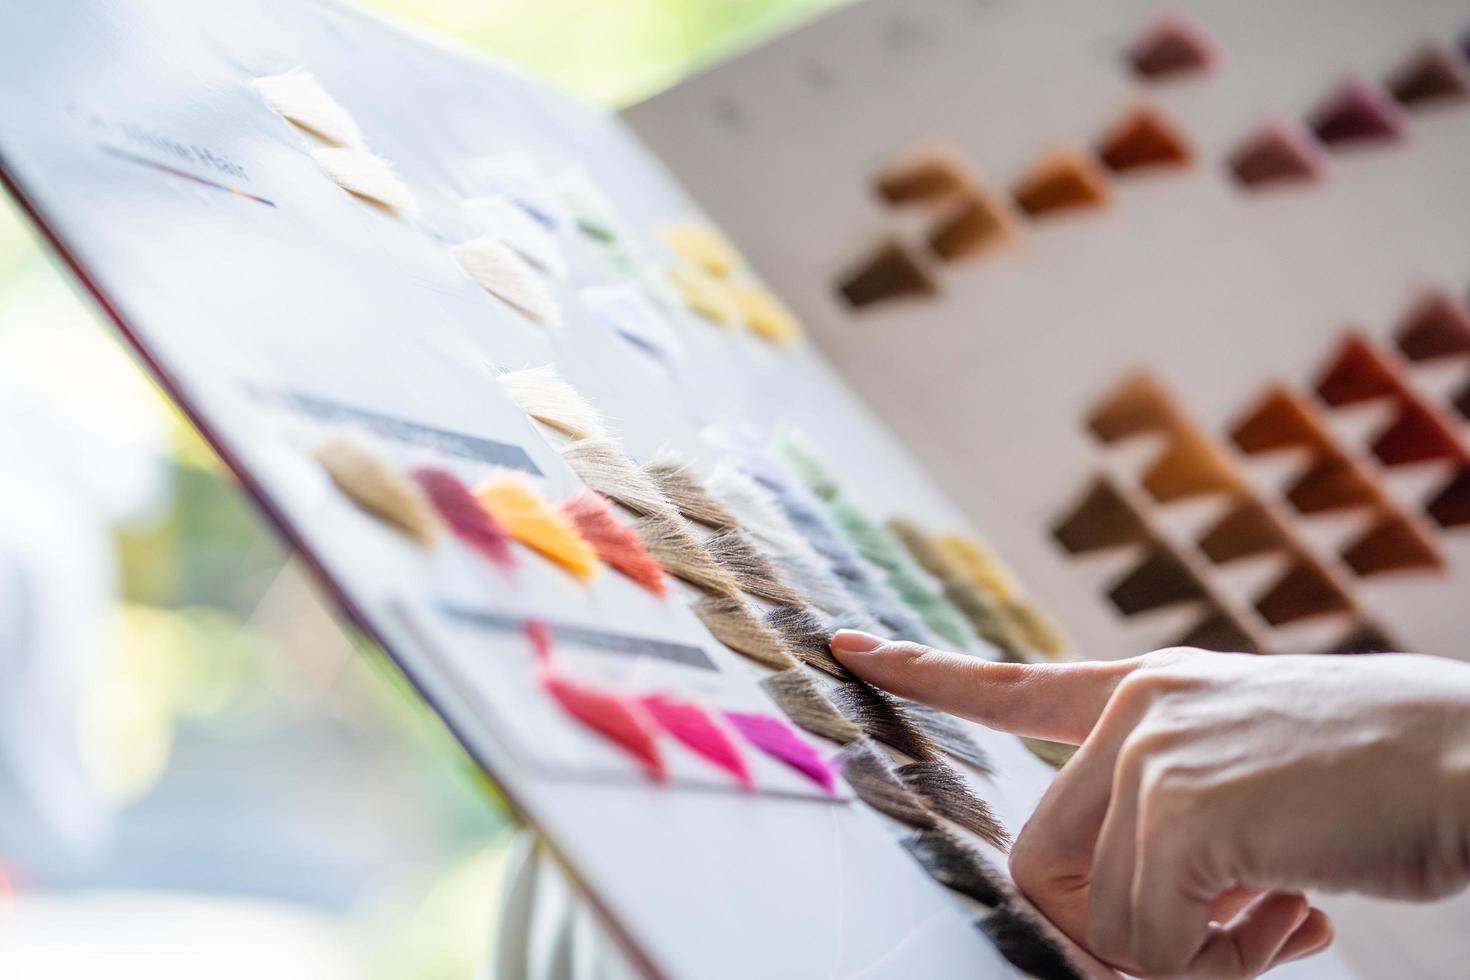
[626,0,1470,973]
[0,1,1107,977]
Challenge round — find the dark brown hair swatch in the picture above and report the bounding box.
[898,760,1010,849]
[977,904,1084,980]
[839,739,938,830]
[902,826,1008,908]
[829,682,939,761]
[764,605,853,680]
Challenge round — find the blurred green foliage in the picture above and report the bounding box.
[361,0,849,104]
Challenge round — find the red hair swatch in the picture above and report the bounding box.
[412,466,516,569]
[529,621,667,781]
[562,490,668,595]
[641,693,753,789]
[724,710,836,794]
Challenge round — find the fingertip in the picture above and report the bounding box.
[829,629,886,658]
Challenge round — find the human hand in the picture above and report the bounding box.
[830,632,1470,978]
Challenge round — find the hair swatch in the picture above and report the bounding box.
[764,605,853,680]
[412,467,516,569]
[829,683,938,761]
[730,282,803,345]
[837,239,938,308]
[451,237,561,329]
[902,827,1008,908]
[705,528,806,605]
[560,439,677,520]
[644,456,738,528]
[1228,121,1326,188]
[1012,149,1110,218]
[776,432,842,500]
[1096,105,1192,172]
[553,168,622,242]
[476,473,599,579]
[692,595,799,670]
[562,491,667,596]
[530,622,666,781]
[839,739,939,830]
[1388,45,1470,107]
[977,904,1083,980]
[936,534,1017,600]
[887,517,962,583]
[874,147,971,204]
[828,497,916,573]
[463,195,567,279]
[1309,76,1407,146]
[928,188,1016,262]
[634,514,740,597]
[706,464,814,556]
[660,222,742,278]
[668,261,742,324]
[942,580,1026,659]
[640,693,751,788]
[723,710,836,794]
[759,668,863,743]
[1000,598,1066,658]
[888,567,981,652]
[769,551,874,625]
[898,760,1010,849]
[311,147,417,215]
[497,365,607,441]
[1126,11,1218,80]
[315,438,439,544]
[582,283,686,362]
[254,70,366,147]
[1021,737,1077,770]
[904,703,995,776]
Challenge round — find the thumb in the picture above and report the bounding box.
[829,630,1138,745]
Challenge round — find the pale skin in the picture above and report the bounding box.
[829,630,1470,979]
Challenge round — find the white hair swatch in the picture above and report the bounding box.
[463,195,568,280]
[496,364,607,441]
[311,147,418,216]
[452,236,562,329]
[254,70,366,148]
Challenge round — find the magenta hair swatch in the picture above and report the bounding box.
[529,621,667,781]
[1309,77,1406,147]
[723,710,836,794]
[641,693,753,788]
[412,466,516,569]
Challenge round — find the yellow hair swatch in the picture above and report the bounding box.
[668,262,742,325]
[936,534,1017,600]
[1000,597,1067,658]
[660,223,742,278]
[315,439,439,545]
[731,282,803,345]
[476,474,600,579]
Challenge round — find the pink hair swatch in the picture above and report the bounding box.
[528,621,667,781]
[641,694,753,788]
[562,490,669,596]
[724,710,836,794]
[412,466,516,569]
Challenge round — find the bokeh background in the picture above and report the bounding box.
[0,1,843,976]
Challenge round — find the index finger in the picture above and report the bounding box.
[829,630,1140,744]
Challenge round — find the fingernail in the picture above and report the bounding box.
[829,630,884,656]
